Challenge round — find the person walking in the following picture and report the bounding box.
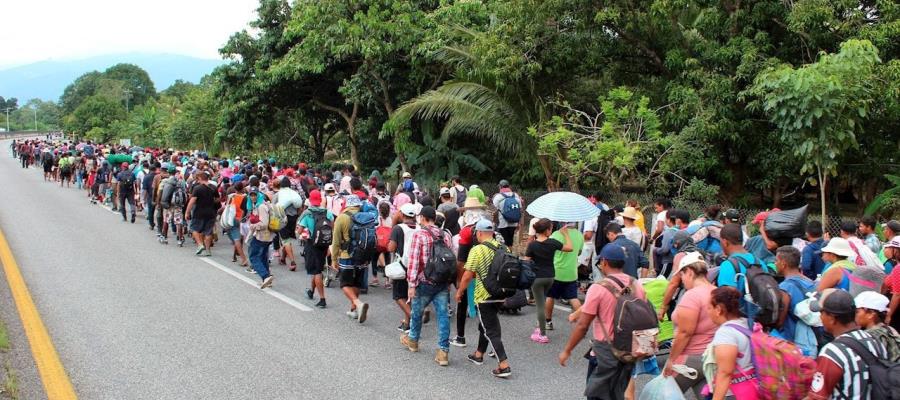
[274,177,304,271]
[116,162,137,223]
[246,189,275,289]
[388,204,419,332]
[491,179,523,247]
[331,195,371,323]
[544,222,582,332]
[524,218,573,343]
[184,171,219,257]
[298,189,332,308]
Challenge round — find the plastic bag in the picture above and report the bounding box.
[764,205,808,240]
[639,375,686,400]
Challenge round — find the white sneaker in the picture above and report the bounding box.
[346,310,359,319]
[260,276,274,289]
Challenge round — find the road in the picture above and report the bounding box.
[0,140,591,400]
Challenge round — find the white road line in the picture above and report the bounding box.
[553,305,572,312]
[200,257,312,312]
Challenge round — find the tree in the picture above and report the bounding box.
[60,72,103,114]
[67,95,126,141]
[103,63,157,109]
[752,40,882,222]
[161,80,197,101]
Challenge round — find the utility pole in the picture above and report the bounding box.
[32,107,37,131]
[123,89,132,113]
[3,107,11,132]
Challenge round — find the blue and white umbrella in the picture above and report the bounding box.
[526,191,600,222]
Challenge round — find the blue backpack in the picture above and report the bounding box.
[686,221,723,254]
[347,211,378,264]
[499,193,522,223]
[402,179,415,193]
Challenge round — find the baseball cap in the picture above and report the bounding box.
[598,243,626,262]
[855,291,889,313]
[167,165,176,173]
[810,288,855,316]
[885,236,900,249]
[344,195,362,208]
[884,220,900,234]
[723,209,740,223]
[419,206,436,221]
[308,190,322,207]
[498,179,510,188]
[475,219,494,232]
[400,203,418,217]
[439,187,451,196]
[679,251,706,268]
[402,172,412,179]
[324,183,336,192]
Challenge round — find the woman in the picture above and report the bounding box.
[664,252,717,398]
[524,218,572,343]
[705,287,758,400]
[658,231,700,321]
[247,189,275,289]
[223,182,249,268]
[625,199,647,236]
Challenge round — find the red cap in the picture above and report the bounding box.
[299,163,307,170]
[752,208,781,225]
[309,190,322,207]
[121,162,129,169]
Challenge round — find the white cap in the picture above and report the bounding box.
[402,171,412,179]
[855,291,889,312]
[439,187,451,196]
[821,238,855,258]
[400,203,418,217]
[679,252,706,269]
[885,235,900,249]
[323,183,336,192]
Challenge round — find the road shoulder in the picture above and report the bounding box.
[0,271,42,400]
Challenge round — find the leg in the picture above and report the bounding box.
[433,286,451,351]
[545,296,555,323]
[407,287,429,342]
[119,194,128,220]
[456,289,468,337]
[476,303,508,366]
[248,239,270,280]
[532,277,553,335]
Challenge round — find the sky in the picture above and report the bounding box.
[0,0,259,68]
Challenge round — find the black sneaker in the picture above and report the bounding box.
[397,322,410,332]
[466,354,484,365]
[492,366,512,379]
[315,299,326,308]
[306,289,314,300]
[450,336,466,347]
[131,214,136,223]
[546,320,554,330]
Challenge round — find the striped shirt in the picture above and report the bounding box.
[464,239,501,304]
[809,329,889,400]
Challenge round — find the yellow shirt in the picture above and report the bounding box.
[465,239,500,304]
[635,210,647,235]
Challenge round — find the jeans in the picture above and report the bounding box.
[476,302,507,362]
[119,192,136,219]
[145,192,156,228]
[408,282,451,351]
[249,238,272,280]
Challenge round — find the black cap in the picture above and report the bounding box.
[810,289,855,316]
[419,206,437,221]
[723,209,740,222]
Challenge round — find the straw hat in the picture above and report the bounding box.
[459,197,486,211]
[620,206,640,220]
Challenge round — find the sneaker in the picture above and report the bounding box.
[195,245,205,255]
[397,322,410,333]
[435,349,449,366]
[400,335,419,353]
[306,289,314,300]
[177,240,184,247]
[492,366,512,379]
[423,309,431,324]
[530,328,550,344]
[131,214,136,223]
[466,354,484,365]
[357,302,369,324]
[346,310,358,319]
[315,299,326,309]
[161,239,168,245]
[487,350,496,358]
[546,320,554,331]
[244,267,255,274]
[260,276,274,289]
[203,249,212,257]
[450,336,467,347]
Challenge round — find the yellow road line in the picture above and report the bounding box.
[0,227,77,399]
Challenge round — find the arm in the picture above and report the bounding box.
[455,270,475,303]
[658,273,682,320]
[652,219,664,241]
[559,312,593,366]
[560,228,574,252]
[665,305,699,376]
[184,197,197,221]
[889,292,900,325]
[711,345,738,400]
[407,233,423,288]
[817,267,843,292]
[388,240,398,253]
[800,247,814,277]
[655,231,673,256]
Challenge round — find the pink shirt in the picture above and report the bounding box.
[582,273,646,342]
[671,284,717,359]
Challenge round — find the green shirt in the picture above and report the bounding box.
[465,239,500,304]
[551,229,584,282]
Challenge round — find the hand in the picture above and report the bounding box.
[184,213,190,222]
[568,309,580,323]
[663,362,674,377]
[454,289,463,303]
[558,350,571,367]
[657,309,667,322]
[407,286,416,300]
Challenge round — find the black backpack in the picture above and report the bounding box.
[599,275,660,362]
[346,211,378,264]
[595,207,617,254]
[454,185,467,207]
[424,229,457,284]
[479,242,522,298]
[835,336,900,400]
[311,209,333,248]
[730,256,789,329]
[121,171,135,188]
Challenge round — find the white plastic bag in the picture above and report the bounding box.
[639,375,685,400]
[385,259,406,280]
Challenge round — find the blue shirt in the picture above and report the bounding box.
[776,275,815,343]
[612,235,649,279]
[801,238,827,279]
[716,252,772,288]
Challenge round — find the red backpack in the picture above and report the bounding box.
[730,323,815,400]
[375,225,391,253]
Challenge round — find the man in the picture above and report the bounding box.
[246,189,275,289]
[544,223,582,330]
[142,163,158,231]
[854,291,900,362]
[450,197,489,347]
[802,221,827,280]
[716,223,772,288]
[774,246,819,356]
[401,206,453,366]
[449,176,467,208]
[436,187,460,236]
[152,163,170,241]
[184,171,218,257]
[455,219,511,378]
[388,204,419,331]
[882,237,900,330]
[491,179,522,247]
[840,220,881,268]
[331,195,370,323]
[160,165,186,246]
[859,216,882,254]
[298,189,331,308]
[116,162,137,223]
[807,289,889,400]
[604,223,649,278]
[559,243,646,400]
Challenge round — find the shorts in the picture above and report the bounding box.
[225,225,241,242]
[304,245,326,275]
[338,259,366,288]
[547,280,578,300]
[279,215,298,243]
[164,207,184,226]
[392,279,409,300]
[190,217,215,235]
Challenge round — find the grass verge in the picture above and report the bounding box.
[0,318,19,399]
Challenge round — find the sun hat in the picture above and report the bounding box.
[855,291,889,313]
[820,237,855,258]
[679,251,706,268]
[620,206,639,220]
[459,197,486,211]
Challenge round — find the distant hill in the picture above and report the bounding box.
[0,53,226,102]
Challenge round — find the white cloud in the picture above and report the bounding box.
[0,0,259,67]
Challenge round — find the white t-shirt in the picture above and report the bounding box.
[622,226,644,247]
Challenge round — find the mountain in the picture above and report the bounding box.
[0,53,226,102]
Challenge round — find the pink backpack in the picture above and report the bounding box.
[730,323,815,400]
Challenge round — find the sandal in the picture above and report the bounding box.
[289,262,297,272]
[371,280,380,287]
[384,283,392,290]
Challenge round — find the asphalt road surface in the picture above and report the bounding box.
[0,141,613,400]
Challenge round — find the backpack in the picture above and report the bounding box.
[120,170,136,187]
[498,193,522,223]
[423,229,457,284]
[730,323,816,400]
[268,204,287,232]
[598,275,660,363]
[731,256,789,329]
[311,209,333,248]
[595,207,617,253]
[402,179,415,193]
[783,279,827,356]
[375,225,391,253]
[347,211,378,264]
[835,335,900,400]
[686,221,723,254]
[517,259,537,290]
[843,264,886,297]
[479,242,522,299]
[220,194,237,230]
[171,184,187,208]
[454,185,467,207]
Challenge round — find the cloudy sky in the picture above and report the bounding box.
[0,0,259,68]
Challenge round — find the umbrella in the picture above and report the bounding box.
[526,191,600,222]
[130,146,144,153]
